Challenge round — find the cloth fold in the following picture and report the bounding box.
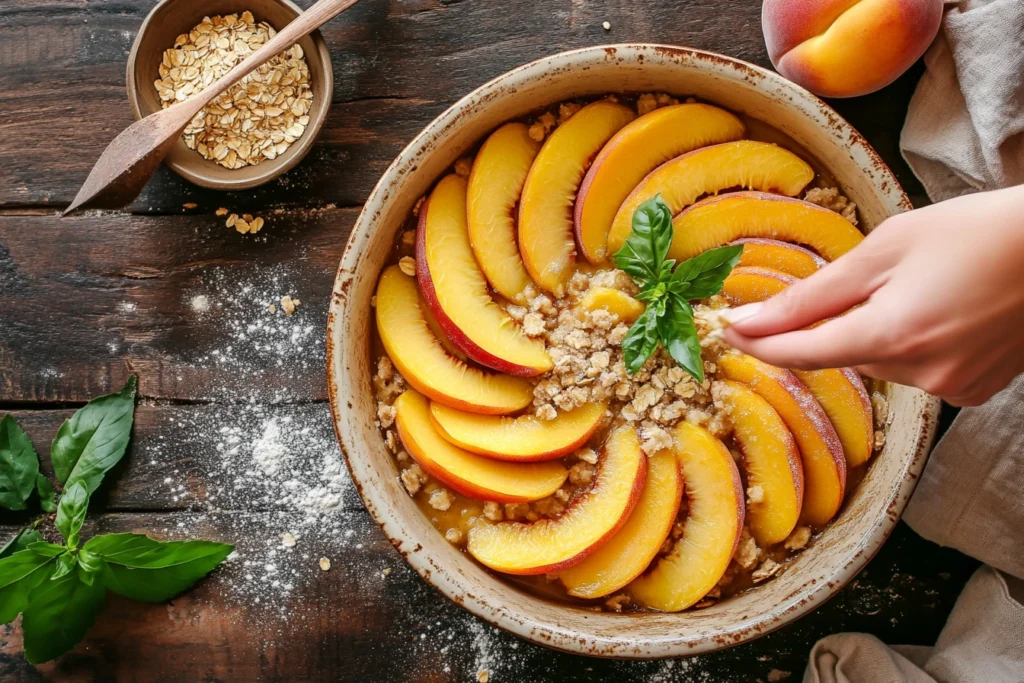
[900,0,1024,202]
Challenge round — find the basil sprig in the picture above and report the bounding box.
[613,195,743,381]
[0,376,234,665]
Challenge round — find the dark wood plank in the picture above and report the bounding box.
[0,208,353,403]
[0,0,926,212]
[0,513,978,682]
[4,402,362,513]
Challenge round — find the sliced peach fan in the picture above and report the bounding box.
[719,380,803,546]
[670,191,864,262]
[417,174,552,376]
[467,424,647,575]
[374,266,533,415]
[605,140,815,256]
[429,401,606,462]
[718,353,847,527]
[467,123,540,302]
[733,237,826,278]
[628,422,744,612]
[558,449,682,599]
[574,103,746,263]
[518,100,635,296]
[394,390,568,503]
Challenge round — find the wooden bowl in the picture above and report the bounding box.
[327,45,941,657]
[126,0,333,191]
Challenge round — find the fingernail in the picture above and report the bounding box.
[721,303,763,326]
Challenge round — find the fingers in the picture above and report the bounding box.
[723,233,894,338]
[724,305,883,369]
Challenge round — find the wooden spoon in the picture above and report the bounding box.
[63,0,359,215]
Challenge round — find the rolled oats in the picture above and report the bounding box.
[154,13,314,170]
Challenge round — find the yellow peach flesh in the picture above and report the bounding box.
[428,401,606,462]
[578,287,645,324]
[670,191,864,263]
[629,422,744,612]
[575,104,746,263]
[718,353,847,527]
[394,390,568,503]
[375,266,533,414]
[467,123,540,302]
[518,101,636,296]
[558,450,682,598]
[418,174,552,376]
[607,141,814,255]
[723,266,798,306]
[467,425,647,575]
[734,238,826,278]
[720,380,804,546]
[793,368,874,468]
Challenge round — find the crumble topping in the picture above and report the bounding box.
[784,526,812,551]
[804,186,859,226]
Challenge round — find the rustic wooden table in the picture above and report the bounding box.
[0,0,977,680]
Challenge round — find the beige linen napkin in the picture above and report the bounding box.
[807,1,1024,680]
[900,0,1024,201]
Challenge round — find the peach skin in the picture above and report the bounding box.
[762,0,942,98]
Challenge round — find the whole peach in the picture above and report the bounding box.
[762,0,943,98]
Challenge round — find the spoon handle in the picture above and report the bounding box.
[183,0,358,115]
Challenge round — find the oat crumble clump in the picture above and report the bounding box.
[734,528,763,570]
[155,13,314,169]
[398,256,416,276]
[445,528,464,545]
[400,464,427,496]
[428,487,455,511]
[804,186,858,226]
[752,558,782,583]
[784,526,812,551]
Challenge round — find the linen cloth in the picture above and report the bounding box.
[806,1,1024,680]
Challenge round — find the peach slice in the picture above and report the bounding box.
[793,369,874,468]
[629,422,744,612]
[428,401,606,462]
[670,191,864,263]
[719,380,804,546]
[733,238,826,278]
[559,450,682,598]
[606,141,814,255]
[718,353,847,527]
[575,104,746,262]
[518,101,636,296]
[417,174,552,376]
[420,294,467,361]
[467,424,647,575]
[394,390,568,503]
[722,266,798,305]
[376,266,533,414]
[578,286,645,324]
[467,123,541,302]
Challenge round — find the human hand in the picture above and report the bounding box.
[723,185,1024,406]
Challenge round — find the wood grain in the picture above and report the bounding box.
[0,208,354,404]
[0,0,927,213]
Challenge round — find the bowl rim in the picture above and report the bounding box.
[125,0,334,191]
[326,43,940,658]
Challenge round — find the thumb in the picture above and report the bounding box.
[722,240,889,337]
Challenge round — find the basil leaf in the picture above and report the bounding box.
[77,548,102,576]
[658,298,705,383]
[51,375,137,494]
[0,550,56,624]
[28,542,67,558]
[613,195,673,284]
[87,533,233,603]
[669,244,745,300]
[36,474,57,513]
[0,528,42,560]
[0,414,40,511]
[21,570,105,665]
[51,551,77,580]
[55,481,89,549]
[622,305,663,375]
